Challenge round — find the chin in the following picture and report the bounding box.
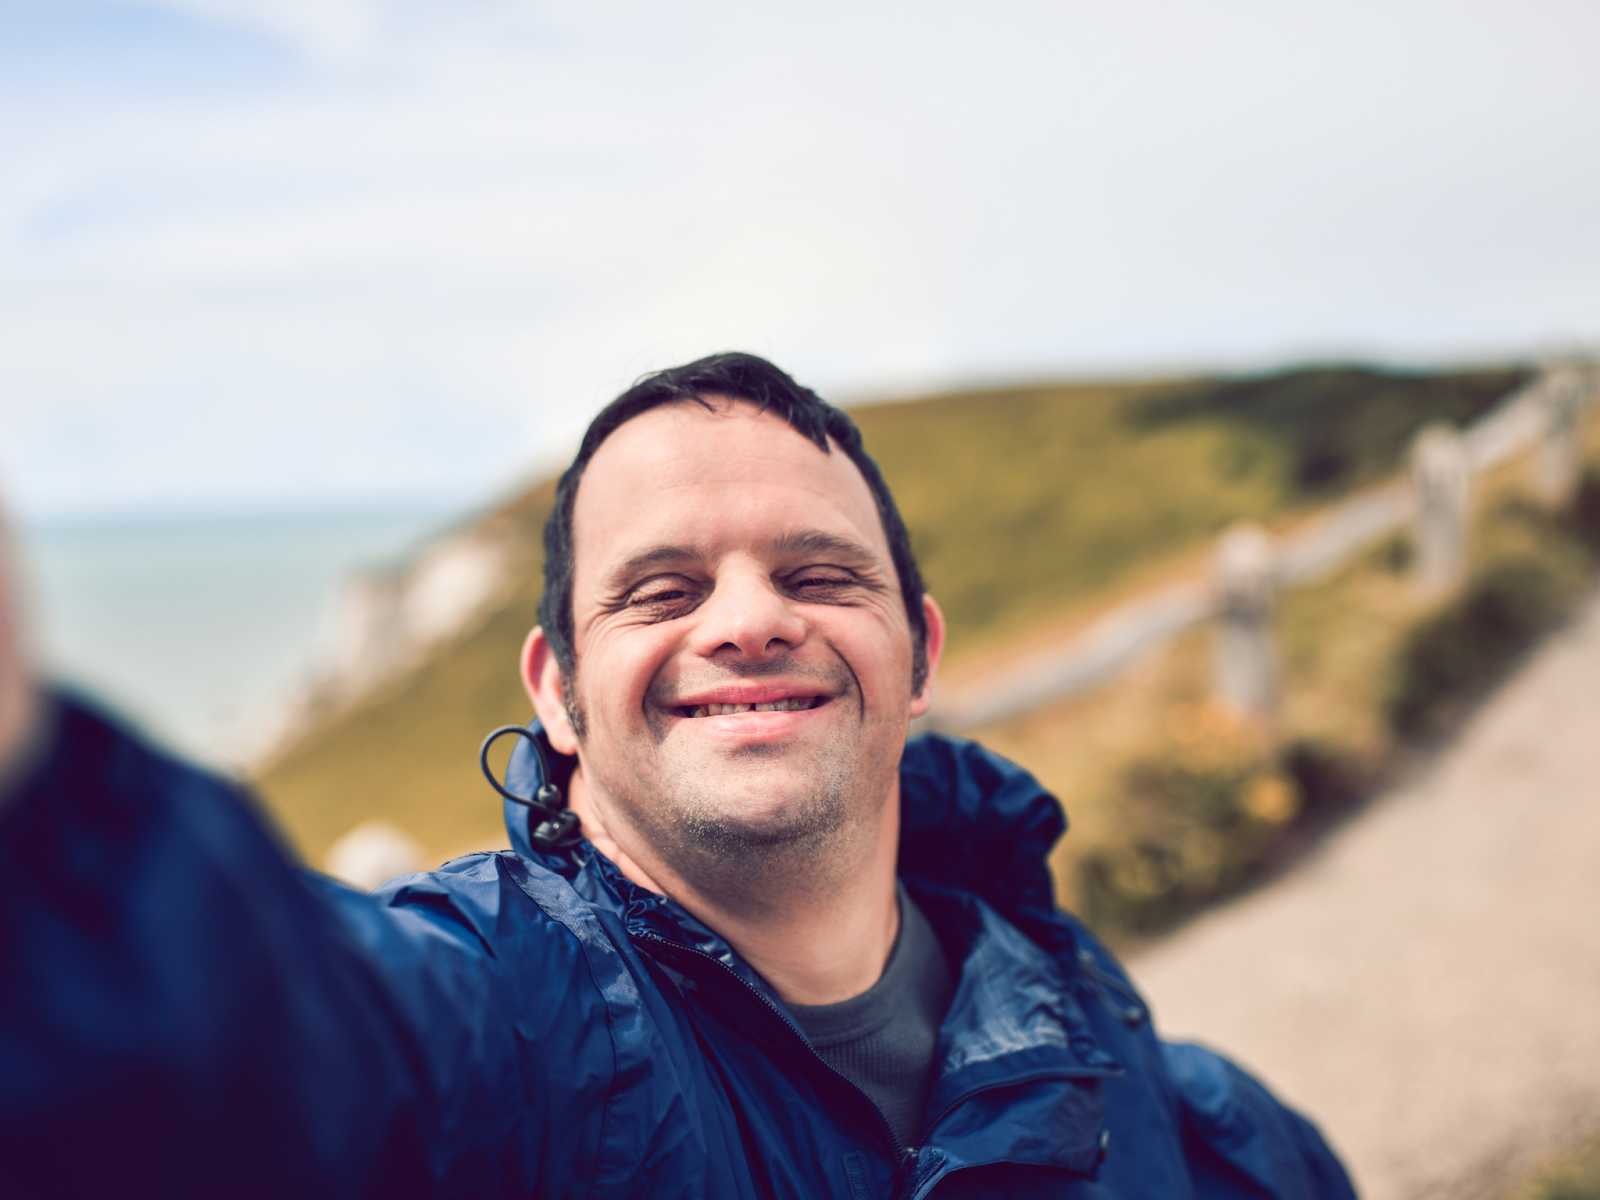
[662,772,853,855]
[705,783,820,828]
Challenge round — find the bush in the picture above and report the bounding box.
[1388,475,1600,738]
[1281,738,1367,821]
[1564,468,1600,554]
[1076,704,1302,936]
[1386,555,1571,736]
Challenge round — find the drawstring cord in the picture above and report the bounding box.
[479,726,585,854]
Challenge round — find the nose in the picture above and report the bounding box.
[687,560,807,664]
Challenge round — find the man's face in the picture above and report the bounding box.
[549,398,939,872]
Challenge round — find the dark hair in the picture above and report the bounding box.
[538,351,929,694]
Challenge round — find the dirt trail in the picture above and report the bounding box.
[1128,585,1600,1200]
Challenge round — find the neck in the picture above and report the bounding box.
[567,767,902,1006]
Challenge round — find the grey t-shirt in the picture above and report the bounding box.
[788,883,956,1150]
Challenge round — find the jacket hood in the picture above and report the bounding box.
[896,733,1080,961]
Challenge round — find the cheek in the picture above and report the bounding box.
[824,605,915,705]
[578,625,679,724]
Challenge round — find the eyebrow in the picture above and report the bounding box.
[770,530,878,561]
[619,544,706,572]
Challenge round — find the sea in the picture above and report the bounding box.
[12,506,455,769]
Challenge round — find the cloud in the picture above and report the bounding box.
[2,0,1598,519]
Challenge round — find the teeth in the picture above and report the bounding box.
[686,697,816,718]
[755,698,813,712]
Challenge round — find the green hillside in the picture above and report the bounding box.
[254,365,1527,868]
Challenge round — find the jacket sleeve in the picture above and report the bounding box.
[1161,1040,1358,1200]
[0,694,518,1199]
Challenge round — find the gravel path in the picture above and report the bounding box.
[1128,585,1600,1200]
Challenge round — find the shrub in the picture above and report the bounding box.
[1388,476,1600,738]
[1076,704,1302,935]
[1281,738,1366,821]
[1386,554,1571,736]
[1563,468,1600,554]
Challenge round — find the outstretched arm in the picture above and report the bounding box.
[1,696,446,1196]
[0,522,539,1198]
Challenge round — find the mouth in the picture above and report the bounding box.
[678,696,825,719]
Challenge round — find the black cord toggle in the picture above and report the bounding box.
[479,725,585,854]
[1077,948,1148,1029]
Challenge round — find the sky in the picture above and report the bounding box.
[2,0,1598,522]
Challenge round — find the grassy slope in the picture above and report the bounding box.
[254,366,1526,868]
[862,366,1524,657]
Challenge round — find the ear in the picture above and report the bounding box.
[909,594,947,719]
[520,626,580,756]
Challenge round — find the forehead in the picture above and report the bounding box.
[571,398,887,570]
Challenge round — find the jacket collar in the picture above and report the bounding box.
[501,724,1119,1177]
[502,724,1071,922]
[499,721,1100,1003]
[501,721,1079,930]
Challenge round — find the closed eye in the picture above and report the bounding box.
[621,575,706,616]
[783,569,874,598]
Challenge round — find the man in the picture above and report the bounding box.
[0,353,1354,1197]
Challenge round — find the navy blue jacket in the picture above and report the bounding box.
[0,695,1355,1198]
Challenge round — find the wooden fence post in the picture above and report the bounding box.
[1535,366,1584,507]
[1411,422,1471,596]
[1213,522,1276,716]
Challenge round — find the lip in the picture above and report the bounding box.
[662,682,836,742]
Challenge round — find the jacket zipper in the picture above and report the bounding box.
[634,933,909,1169]
[635,932,1121,1199]
[912,1065,1118,1149]
[903,1068,1121,1200]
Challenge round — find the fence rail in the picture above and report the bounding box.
[924,364,1599,734]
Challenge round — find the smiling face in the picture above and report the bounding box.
[525,396,943,888]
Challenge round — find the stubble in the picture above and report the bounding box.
[624,656,883,894]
